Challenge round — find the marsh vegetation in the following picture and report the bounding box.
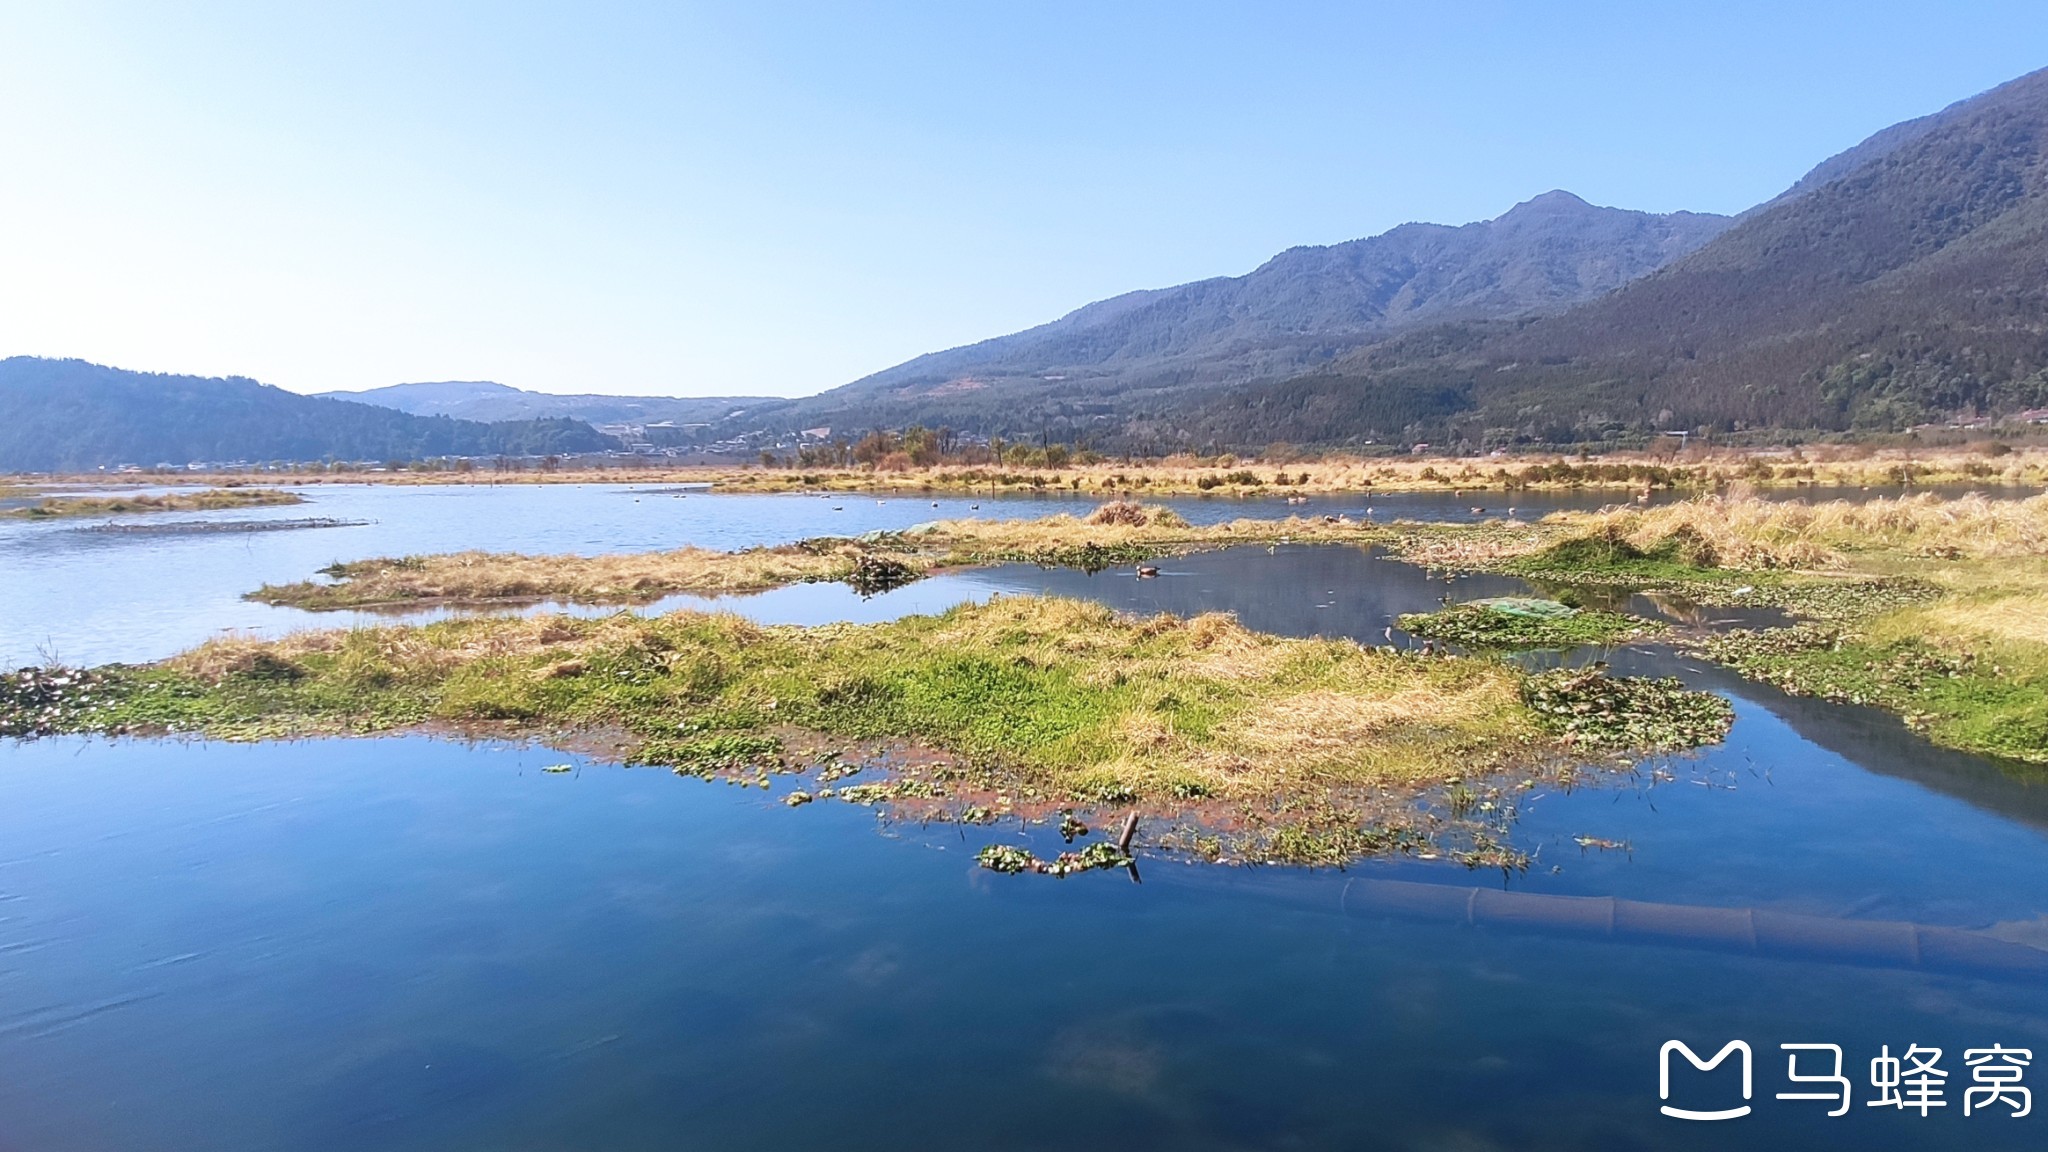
[0,596,1731,866]
[58,442,2048,498]
[2,487,305,519]
[1431,492,2048,764]
[247,503,1393,609]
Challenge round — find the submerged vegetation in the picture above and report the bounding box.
[0,596,1731,867]
[3,487,305,519]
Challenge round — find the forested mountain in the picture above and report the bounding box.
[321,380,774,426]
[17,66,2048,462]
[1164,66,2048,449]
[0,359,620,472]
[772,192,1729,435]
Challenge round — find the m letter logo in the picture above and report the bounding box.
[1660,1040,1753,1120]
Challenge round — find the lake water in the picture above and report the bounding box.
[3,483,2047,1149]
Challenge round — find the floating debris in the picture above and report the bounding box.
[540,763,574,774]
[1573,835,1631,853]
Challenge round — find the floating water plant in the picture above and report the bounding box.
[1522,668,1734,751]
[974,840,1133,877]
[1397,600,1659,649]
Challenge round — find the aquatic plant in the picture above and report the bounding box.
[1521,668,1735,752]
[1397,601,1660,649]
[974,840,1133,877]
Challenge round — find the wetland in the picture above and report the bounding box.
[4,480,2048,1149]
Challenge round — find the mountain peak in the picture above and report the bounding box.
[800,191,1732,426]
[1501,189,1594,217]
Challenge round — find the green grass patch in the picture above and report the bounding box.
[1505,524,1733,585]
[1698,627,2048,763]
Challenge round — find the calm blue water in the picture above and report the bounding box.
[2,483,2047,1149]
[0,483,1580,668]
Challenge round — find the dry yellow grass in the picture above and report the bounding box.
[253,542,873,608]
[247,506,1406,609]
[1896,595,2048,646]
[1544,492,2048,569]
[62,442,2048,497]
[4,487,304,519]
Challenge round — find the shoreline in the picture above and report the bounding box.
[16,445,2048,499]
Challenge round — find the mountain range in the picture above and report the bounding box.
[1177,64,2048,448]
[0,359,619,472]
[8,64,2048,467]
[741,64,2048,450]
[818,190,1730,402]
[315,381,775,428]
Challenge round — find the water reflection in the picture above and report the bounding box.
[6,484,2048,1148]
[8,481,2006,667]
[0,735,2043,1150]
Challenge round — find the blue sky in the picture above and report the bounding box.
[0,2,2041,398]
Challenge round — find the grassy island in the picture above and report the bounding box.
[249,503,1403,609]
[3,487,305,519]
[0,596,1732,868]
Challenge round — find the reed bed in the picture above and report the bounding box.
[1544,492,2048,569]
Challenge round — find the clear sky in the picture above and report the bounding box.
[1,2,2041,399]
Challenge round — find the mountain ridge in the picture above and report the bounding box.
[1209,63,2048,447]
[318,380,777,427]
[0,358,621,471]
[819,190,1733,410]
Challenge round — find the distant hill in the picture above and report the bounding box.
[751,191,1731,437]
[0,359,621,472]
[1187,65,2048,448]
[320,380,776,427]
